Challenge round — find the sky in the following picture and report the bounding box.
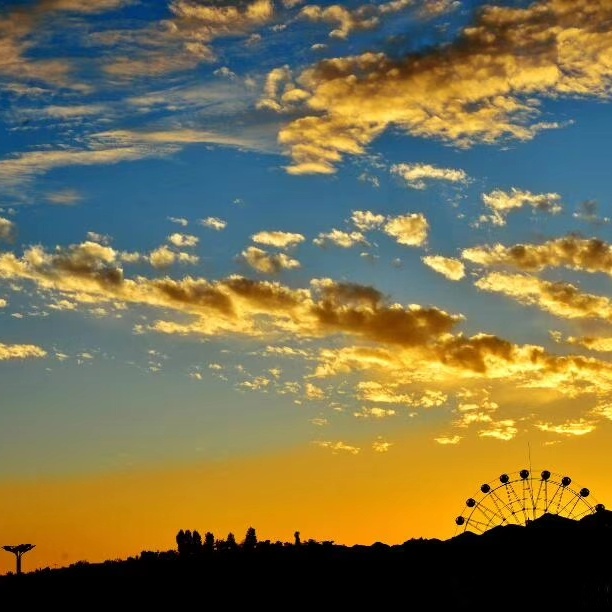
[2,0,612,574]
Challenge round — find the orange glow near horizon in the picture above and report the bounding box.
[3,0,612,579]
[3,426,612,575]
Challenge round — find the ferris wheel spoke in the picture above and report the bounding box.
[532,480,547,516]
[487,488,514,520]
[454,469,604,535]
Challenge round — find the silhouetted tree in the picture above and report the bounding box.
[176,530,188,556]
[2,544,35,574]
[204,532,215,553]
[176,529,202,557]
[242,527,257,551]
[225,532,237,552]
[294,531,301,546]
[214,538,223,551]
[192,530,202,552]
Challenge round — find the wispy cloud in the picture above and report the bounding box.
[479,188,563,226]
[46,189,83,206]
[391,163,468,190]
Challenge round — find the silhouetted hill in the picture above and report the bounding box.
[2,516,612,609]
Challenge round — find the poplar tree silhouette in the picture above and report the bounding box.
[2,544,35,575]
[242,527,257,551]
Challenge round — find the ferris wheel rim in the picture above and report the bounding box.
[454,468,605,535]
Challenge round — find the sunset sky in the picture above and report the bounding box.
[2,0,612,574]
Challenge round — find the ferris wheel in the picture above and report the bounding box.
[454,469,605,534]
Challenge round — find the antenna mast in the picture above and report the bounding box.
[528,441,532,474]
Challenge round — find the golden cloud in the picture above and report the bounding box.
[534,419,596,436]
[566,336,612,353]
[422,255,465,280]
[298,4,379,40]
[199,217,227,231]
[313,229,369,248]
[0,342,47,360]
[5,239,612,437]
[372,438,393,452]
[102,0,274,78]
[148,246,199,269]
[275,0,612,173]
[391,162,468,190]
[298,0,452,41]
[351,210,386,231]
[168,233,199,248]
[239,246,301,274]
[480,188,563,226]
[475,272,612,320]
[383,213,429,247]
[251,230,306,248]
[313,440,360,454]
[434,435,462,445]
[463,236,612,275]
[477,420,518,441]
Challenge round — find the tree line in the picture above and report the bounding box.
[174,527,337,557]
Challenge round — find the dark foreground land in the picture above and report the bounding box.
[3,512,612,609]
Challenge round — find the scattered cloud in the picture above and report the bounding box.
[168,233,199,248]
[199,217,227,231]
[434,435,462,445]
[372,438,393,452]
[251,230,305,249]
[313,440,360,454]
[86,232,111,245]
[462,237,612,276]
[479,188,563,226]
[148,245,199,268]
[314,229,369,248]
[566,336,612,353]
[351,210,385,231]
[391,163,468,190]
[535,419,596,436]
[168,217,189,227]
[0,342,47,360]
[383,213,428,247]
[0,218,16,243]
[478,420,518,441]
[99,0,276,79]
[475,272,612,321]
[239,246,301,274]
[422,255,465,281]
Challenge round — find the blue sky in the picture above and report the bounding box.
[2,0,612,569]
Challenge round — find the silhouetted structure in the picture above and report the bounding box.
[2,544,35,575]
[455,468,605,532]
[2,468,610,609]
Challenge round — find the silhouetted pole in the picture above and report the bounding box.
[2,544,35,575]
